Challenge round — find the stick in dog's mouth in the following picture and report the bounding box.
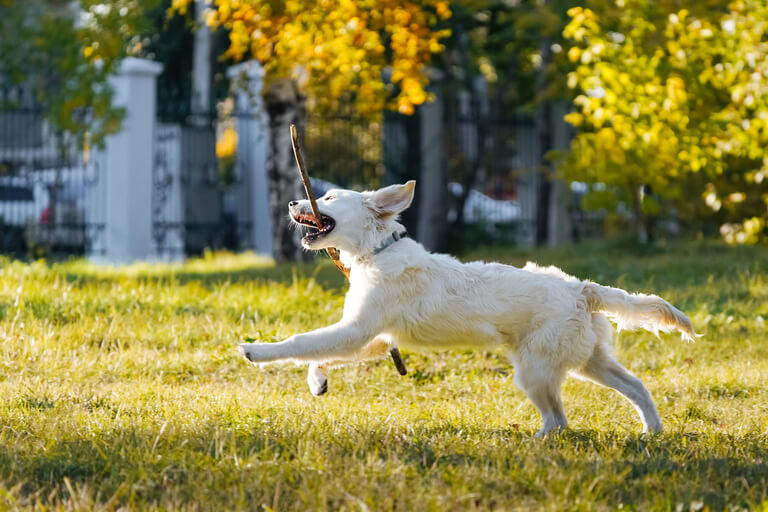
[289,123,407,378]
[291,212,336,243]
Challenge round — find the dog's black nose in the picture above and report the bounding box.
[288,201,298,208]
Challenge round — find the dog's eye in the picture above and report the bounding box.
[324,195,335,201]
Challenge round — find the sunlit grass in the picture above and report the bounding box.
[0,240,767,510]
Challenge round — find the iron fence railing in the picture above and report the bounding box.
[0,103,613,258]
[0,107,103,258]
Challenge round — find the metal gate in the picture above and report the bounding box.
[152,111,252,258]
[0,103,104,258]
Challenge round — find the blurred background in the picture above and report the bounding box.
[1,0,766,263]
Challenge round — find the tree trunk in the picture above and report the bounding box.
[452,88,488,237]
[416,83,448,252]
[264,79,309,262]
[535,36,553,247]
[634,184,653,244]
[450,26,488,246]
[389,110,422,234]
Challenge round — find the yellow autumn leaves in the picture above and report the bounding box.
[216,126,238,160]
[171,0,450,117]
[563,0,768,241]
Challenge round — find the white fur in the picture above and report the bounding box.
[240,182,697,436]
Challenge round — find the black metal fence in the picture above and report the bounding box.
[301,112,537,244]
[447,114,534,246]
[1,101,608,259]
[0,107,103,258]
[302,110,588,248]
[303,115,385,190]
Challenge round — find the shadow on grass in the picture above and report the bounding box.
[1,417,767,509]
[59,258,349,291]
[10,238,768,295]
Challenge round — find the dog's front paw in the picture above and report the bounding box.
[238,343,252,362]
[238,343,266,363]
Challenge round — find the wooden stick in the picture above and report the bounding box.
[290,125,349,278]
[290,123,407,376]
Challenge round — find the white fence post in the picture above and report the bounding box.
[227,60,273,257]
[89,57,162,264]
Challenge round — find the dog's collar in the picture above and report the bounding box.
[372,230,408,256]
[355,230,407,263]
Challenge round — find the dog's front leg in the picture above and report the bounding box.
[305,336,394,396]
[307,363,329,396]
[239,322,372,364]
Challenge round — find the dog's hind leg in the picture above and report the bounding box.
[511,354,568,437]
[573,315,663,433]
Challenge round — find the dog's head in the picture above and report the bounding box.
[289,181,416,255]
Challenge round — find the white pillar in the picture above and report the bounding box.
[95,57,163,264]
[227,60,273,257]
[192,0,211,114]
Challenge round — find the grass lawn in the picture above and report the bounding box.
[1,240,767,510]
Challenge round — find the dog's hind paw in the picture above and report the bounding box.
[534,424,567,439]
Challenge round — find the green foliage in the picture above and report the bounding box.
[561,0,768,242]
[0,243,767,509]
[0,0,161,147]
[581,186,621,211]
[446,0,577,110]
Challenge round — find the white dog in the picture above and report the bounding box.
[239,181,697,436]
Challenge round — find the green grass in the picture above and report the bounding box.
[1,240,767,511]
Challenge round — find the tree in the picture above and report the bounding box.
[562,0,768,242]
[170,0,451,261]
[0,0,161,149]
[437,0,575,247]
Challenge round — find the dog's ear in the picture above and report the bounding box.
[367,181,416,217]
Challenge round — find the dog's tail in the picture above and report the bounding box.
[583,282,698,341]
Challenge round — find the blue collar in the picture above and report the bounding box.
[372,230,408,256]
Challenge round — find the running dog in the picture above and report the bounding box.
[239,181,697,436]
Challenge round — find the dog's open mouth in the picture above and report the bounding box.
[291,212,336,244]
